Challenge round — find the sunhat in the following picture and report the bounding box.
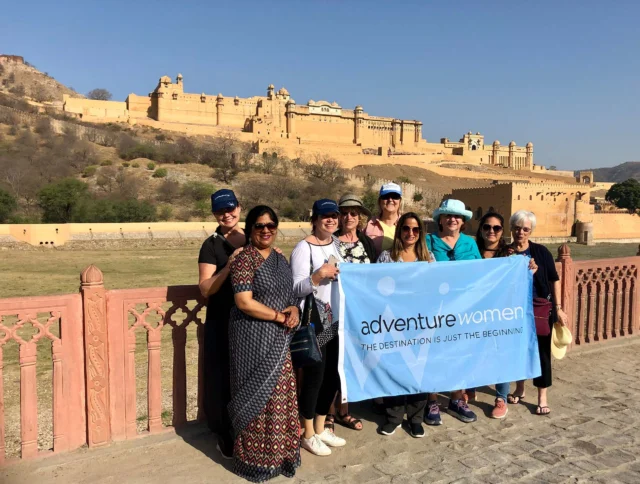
[551,323,572,360]
[379,182,402,197]
[312,199,340,216]
[211,189,238,213]
[338,193,371,218]
[432,199,473,222]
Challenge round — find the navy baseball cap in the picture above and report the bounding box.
[312,199,339,216]
[211,189,239,213]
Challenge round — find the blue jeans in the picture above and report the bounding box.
[495,382,510,401]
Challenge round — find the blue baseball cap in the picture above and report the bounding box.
[312,199,339,216]
[211,189,239,213]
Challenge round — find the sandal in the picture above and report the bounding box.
[536,405,551,416]
[336,413,363,431]
[507,393,525,404]
[324,414,335,432]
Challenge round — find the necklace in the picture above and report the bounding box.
[315,235,334,261]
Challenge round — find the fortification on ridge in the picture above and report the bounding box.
[62,73,536,170]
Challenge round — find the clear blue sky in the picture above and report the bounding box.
[2,0,639,170]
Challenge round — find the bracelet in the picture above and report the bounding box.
[273,310,280,322]
[555,305,562,310]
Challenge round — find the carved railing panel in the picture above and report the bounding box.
[106,286,205,440]
[572,259,639,346]
[0,295,84,463]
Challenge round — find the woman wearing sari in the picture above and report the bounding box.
[228,205,301,482]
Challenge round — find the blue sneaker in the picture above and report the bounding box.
[425,401,442,426]
[447,399,477,423]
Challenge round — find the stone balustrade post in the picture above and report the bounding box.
[80,265,111,447]
[557,244,575,341]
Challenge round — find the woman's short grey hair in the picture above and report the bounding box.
[510,210,537,231]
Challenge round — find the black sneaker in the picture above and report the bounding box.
[380,423,400,436]
[425,401,442,426]
[447,399,478,423]
[216,437,233,460]
[410,423,425,438]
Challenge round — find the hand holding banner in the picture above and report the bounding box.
[337,256,541,402]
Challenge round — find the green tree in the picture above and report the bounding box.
[362,188,378,216]
[0,187,18,222]
[37,178,89,222]
[113,199,157,222]
[182,181,215,202]
[606,179,640,214]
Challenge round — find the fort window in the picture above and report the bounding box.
[518,195,521,200]
[529,195,532,200]
[541,196,544,201]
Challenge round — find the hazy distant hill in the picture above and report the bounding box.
[577,162,640,183]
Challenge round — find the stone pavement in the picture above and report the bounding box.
[3,337,640,484]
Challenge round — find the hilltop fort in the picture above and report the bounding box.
[62,73,537,171]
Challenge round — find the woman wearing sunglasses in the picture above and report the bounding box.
[227,205,301,482]
[364,182,403,257]
[425,199,481,424]
[321,194,376,434]
[197,189,246,459]
[377,213,434,438]
[504,210,568,416]
[475,211,538,420]
[291,199,346,456]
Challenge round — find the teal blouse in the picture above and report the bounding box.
[425,233,482,262]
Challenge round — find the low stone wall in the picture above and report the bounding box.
[2,222,311,247]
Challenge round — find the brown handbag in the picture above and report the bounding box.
[533,297,552,336]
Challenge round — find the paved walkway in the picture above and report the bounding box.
[3,337,640,484]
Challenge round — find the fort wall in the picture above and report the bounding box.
[63,95,127,120]
[592,213,640,240]
[59,73,533,169]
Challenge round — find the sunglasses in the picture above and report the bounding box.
[402,225,420,235]
[213,207,236,216]
[339,210,360,218]
[482,224,503,233]
[320,213,339,220]
[381,193,401,201]
[254,222,278,232]
[513,226,531,233]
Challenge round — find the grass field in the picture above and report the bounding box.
[0,241,638,458]
[1,242,638,299]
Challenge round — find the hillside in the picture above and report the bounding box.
[0,55,83,103]
[580,162,640,183]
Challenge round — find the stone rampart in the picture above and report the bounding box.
[2,222,312,247]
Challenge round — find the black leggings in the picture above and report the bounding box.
[533,333,552,388]
[299,336,340,420]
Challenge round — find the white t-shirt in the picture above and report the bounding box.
[290,237,342,346]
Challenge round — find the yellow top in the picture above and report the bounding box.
[379,220,396,251]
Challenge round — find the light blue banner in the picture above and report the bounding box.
[337,257,541,402]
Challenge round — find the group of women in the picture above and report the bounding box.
[197,184,569,483]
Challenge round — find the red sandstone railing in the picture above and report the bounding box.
[0,245,639,464]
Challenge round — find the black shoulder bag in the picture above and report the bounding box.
[290,244,323,368]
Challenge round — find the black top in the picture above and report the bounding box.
[198,227,238,322]
[526,241,559,300]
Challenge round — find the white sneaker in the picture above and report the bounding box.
[318,429,346,447]
[301,434,331,456]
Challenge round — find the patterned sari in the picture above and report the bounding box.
[228,245,300,482]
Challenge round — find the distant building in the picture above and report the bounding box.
[62,73,535,170]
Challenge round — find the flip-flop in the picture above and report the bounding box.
[507,393,525,404]
[536,405,551,416]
